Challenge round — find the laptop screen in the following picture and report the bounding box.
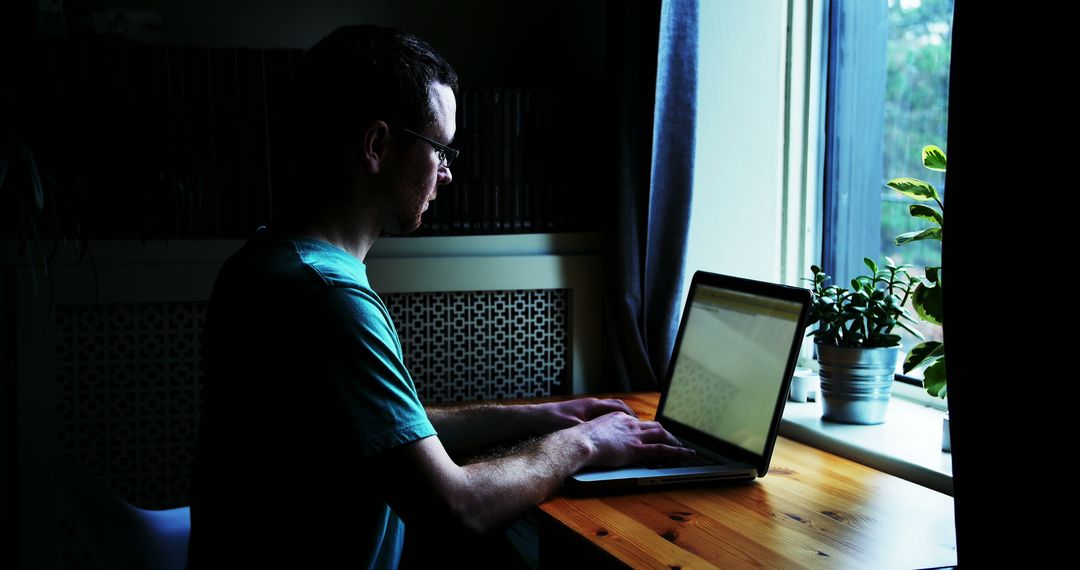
[662,283,805,457]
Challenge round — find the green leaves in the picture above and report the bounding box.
[807,261,921,349]
[909,204,942,226]
[889,149,944,247]
[881,144,948,399]
[863,257,878,275]
[922,144,947,172]
[894,227,942,245]
[904,341,946,398]
[923,358,947,398]
[912,280,943,325]
[904,341,943,373]
[894,318,925,341]
[876,334,902,348]
[887,177,939,202]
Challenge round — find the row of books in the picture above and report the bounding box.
[18,40,300,239]
[416,88,568,235]
[17,39,594,239]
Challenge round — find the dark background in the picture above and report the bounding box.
[2,0,616,242]
[2,1,640,568]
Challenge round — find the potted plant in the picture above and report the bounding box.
[805,258,923,424]
[887,144,947,448]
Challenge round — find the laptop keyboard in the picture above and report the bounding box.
[639,452,726,470]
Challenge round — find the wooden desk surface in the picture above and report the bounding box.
[537,393,957,569]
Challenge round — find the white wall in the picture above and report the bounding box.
[685,0,825,303]
[687,0,789,291]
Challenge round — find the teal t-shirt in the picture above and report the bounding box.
[188,227,435,570]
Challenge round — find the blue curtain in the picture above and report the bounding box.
[604,0,698,390]
[823,0,888,287]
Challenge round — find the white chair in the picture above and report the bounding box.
[52,454,190,570]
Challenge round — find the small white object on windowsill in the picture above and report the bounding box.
[789,367,819,403]
[942,412,951,452]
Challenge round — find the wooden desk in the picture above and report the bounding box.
[537,393,957,569]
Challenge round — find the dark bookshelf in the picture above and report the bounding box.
[5,38,606,240]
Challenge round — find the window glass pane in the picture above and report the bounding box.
[881,0,953,372]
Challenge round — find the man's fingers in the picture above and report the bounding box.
[621,417,685,448]
[610,399,637,417]
[578,413,696,467]
[639,425,685,448]
[594,398,637,418]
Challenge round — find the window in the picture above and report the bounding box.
[823,0,954,387]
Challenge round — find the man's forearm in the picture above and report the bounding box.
[451,426,593,533]
[426,397,640,457]
[425,402,552,456]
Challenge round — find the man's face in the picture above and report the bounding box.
[381,83,456,234]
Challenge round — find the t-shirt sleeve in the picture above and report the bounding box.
[320,285,435,456]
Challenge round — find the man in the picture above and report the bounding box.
[187,25,691,569]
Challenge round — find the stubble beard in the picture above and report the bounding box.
[384,179,430,235]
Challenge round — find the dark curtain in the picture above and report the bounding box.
[603,0,698,391]
[942,0,1018,565]
[933,0,1058,563]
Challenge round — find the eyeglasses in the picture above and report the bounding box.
[401,128,459,168]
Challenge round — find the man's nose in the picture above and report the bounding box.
[438,165,453,186]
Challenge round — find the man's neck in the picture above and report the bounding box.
[309,228,379,262]
[297,210,382,263]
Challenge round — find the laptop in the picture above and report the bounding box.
[567,270,811,493]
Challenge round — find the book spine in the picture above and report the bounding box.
[523,91,533,233]
[544,92,554,231]
[490,90,501,233]
[207,48,222,236]
[512,90,523,233]
[499,88,510,233]
[182,47,198,237]
[470,90,482,234]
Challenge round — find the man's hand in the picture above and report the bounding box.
[533,397,638,433]
[573,411,695,468]
[427,397,666,459]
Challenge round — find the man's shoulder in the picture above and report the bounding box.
[227,228,373,293]
[290,239,371,291]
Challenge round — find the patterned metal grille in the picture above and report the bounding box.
[383,289,571,402]
[55,302,206,509]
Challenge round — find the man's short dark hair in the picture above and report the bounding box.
[278,25,458,224]
[299,25,458,150]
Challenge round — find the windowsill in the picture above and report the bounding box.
[780,386,954,497]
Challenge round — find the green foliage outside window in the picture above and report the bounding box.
[880,0,953,362]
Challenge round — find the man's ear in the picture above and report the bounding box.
[360,120,392,174]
